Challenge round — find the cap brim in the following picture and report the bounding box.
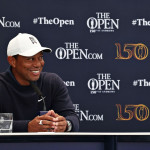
[19,47,52,57]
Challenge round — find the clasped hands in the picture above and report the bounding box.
[28,110,67,132]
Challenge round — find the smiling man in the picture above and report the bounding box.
[0,33,79,132]
[8,52,44,85]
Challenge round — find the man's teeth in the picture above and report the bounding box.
[32,71,39,73]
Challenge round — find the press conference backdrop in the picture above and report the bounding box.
[0,0,150,132]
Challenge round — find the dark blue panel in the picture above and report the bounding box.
[118,142,150,150]
[0,142,104,150]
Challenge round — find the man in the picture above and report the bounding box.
[0,33,79,132]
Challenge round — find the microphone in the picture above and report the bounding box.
[30,81,46,111]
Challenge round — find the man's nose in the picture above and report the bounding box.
[33,58,42,67]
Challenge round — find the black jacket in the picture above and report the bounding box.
[0,68,79,132]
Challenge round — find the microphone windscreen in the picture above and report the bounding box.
[30,81,42,97]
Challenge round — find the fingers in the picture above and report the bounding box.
[46,110,60,118]
[53,116,67,132]
[46,110,56,117]
[28,110,68,132]
[38,113,54,121]
[38,114,67,132]
[53,123,67,132]
[53,116,65,122]
[28,115,55,132]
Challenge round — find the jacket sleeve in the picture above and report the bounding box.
[48,74,79,132]
[13,120,30,132]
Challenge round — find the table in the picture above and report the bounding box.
[0,133,150,150]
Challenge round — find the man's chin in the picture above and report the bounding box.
[29,77,40,82]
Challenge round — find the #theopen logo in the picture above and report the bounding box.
[87,12,119,33]
[88,73,120,94]
[132,18,150,26]
[55,42,103,60]
[133,79,150,87]
[33,17,74,27]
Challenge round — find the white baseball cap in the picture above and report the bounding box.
[7,33,52,56]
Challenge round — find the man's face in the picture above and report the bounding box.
[11,51,44,85]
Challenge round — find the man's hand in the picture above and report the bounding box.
[49,110,68,132]
[28,111,56,132]
[28,110,68,132]
[52,115,68,132]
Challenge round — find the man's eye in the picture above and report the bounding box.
[26,58,33,61]
[39,56,44,60]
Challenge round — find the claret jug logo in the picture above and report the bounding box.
[115,43,148,60]
[116,104,149,121]
[88,73,120,94]
[55,42,103,60]
[87,12,119,33]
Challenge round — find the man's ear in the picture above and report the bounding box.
[7,56,16,68]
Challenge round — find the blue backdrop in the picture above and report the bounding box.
[0,0,150,132]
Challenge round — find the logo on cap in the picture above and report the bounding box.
[29,37,37,44]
